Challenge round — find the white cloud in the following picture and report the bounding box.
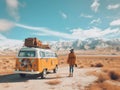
[110,19,120,26]
[32,32,49,36]
[0,19,14,31]
[9,21,119,40]
[60,11,67,19]
[90,18,101,24]
[80,13,93,18]
[107,4,120,10]
[0,19,74,39]
[1,19,119,40]
[15,23,77,39]
[71,27,119,39]
[15,23,119,40]
[91,0,100,12]
[6,0,20,20]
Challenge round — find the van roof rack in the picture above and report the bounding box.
[24,37,50,49]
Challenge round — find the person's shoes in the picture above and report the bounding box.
[68,73,71,77]
[71,73,73,77]
[68,73,73,77]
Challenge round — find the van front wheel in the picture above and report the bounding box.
[41,69,47,79]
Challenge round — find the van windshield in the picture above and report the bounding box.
[18,51,36,57]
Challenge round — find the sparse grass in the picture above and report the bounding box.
[102,68,120,81]
[97,73,110,83]
[87,68,120,90]
[88,80,120,90]
[0,56,16,74]
[46,79,61,85]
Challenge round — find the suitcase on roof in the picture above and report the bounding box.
[24,38,42,47]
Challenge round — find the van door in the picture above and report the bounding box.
[40,51,48,71]
[17,50,38,71]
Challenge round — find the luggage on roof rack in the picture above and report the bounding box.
[24,38,42,47]
[24,37,50,49]
[41,44,50,49]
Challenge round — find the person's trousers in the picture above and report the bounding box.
[69,65,74,73]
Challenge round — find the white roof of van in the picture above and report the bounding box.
[19,47,53,52]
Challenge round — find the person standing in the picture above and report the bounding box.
[67,49,76,77]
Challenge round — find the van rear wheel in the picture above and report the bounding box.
[53,66,58,73]
[19,74,26,78]
[41,69,47,79]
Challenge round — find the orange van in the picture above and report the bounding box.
[14,47,58,78]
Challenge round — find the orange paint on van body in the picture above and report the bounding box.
[15,47,58,74]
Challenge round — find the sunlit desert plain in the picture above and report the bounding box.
[58,50,120,90]
[0,50,120,90]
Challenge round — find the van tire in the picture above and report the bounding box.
[41,69,47,79]
[53,66,58,73]
[19,74,26,78]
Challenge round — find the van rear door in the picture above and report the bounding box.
[16,50,38,72]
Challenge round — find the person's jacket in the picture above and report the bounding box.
[67,52,76,65]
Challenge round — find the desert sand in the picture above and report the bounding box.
[0,52,120,90]
[0,65,99,90]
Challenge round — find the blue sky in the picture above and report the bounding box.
[0,0,120,41]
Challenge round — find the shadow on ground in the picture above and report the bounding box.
[0,72,66,83]
[0,74,41,83]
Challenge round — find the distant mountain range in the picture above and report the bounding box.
[0,38,120,52]
[50,38,120,51]
[0,38,23,51]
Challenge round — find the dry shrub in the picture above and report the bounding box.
[102,68,120,81]
[97,69,120,82]
[46,79,61,85]
[87,83,102,90]
[95,63,103,67]
[90,63,103,68]
[102,80,120,90]
[96,72,110,83]
[79,65,84,68]
[90,64,94,67]
[88,68,120,90]
[109,71,120,80]
[88,81,120,90]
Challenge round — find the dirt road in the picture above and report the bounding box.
[0,66,99,90]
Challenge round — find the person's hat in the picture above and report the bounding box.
[70,49,74,52]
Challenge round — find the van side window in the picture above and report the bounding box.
[19,51,35,57]
[45,52,50,57]
[52,53,55,57]
[40,51,45,58]
[55,53,58,57]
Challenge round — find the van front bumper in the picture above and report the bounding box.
[14,71,40,74]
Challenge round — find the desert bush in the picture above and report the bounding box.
[97,75,106,83]
[95,63,103,67]
[96,72,110,83]
[112,53,116,55]
[79,65,84,68]
[90,64,94,67]
[109,71,120,80]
